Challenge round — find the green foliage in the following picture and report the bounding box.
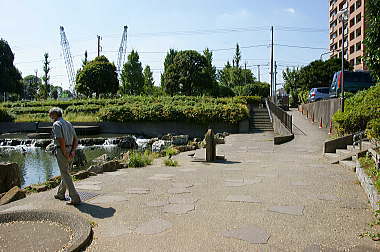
[121,50,144,95]
[98,96,249,124]
[40,53,51,99]
[75,55,119,98]
[297,90,309,104]
[22,75,41,100]
[4,95,253,124]
[164,158,178,166]
[333,84,380,135]
[143,65,154,87]
[0,39,22,95]
[161,50,216,96]
[164,147,179,157]
[128,151,153,168]
[161,49,178,87]
[359,156,380,192]
[0,107,14,122]
[283,58,352,106]
[232,82,270,97]
[366,118,380,143]
[364,0,380,82]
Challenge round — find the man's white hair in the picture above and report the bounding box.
[49,107,63,117]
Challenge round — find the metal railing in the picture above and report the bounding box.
[266,98,293,134]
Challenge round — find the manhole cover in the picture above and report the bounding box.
[76,191,100,202]
[0,210,92,251]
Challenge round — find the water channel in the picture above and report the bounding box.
[0,133,147,187]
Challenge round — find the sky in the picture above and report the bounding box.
[0,0,329,91]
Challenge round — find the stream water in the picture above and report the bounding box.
[0,133,146,187]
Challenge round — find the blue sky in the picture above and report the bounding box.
[0,0,329,90]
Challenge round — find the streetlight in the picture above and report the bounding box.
[336,8,348,112]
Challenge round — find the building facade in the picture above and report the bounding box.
[329,0,366,70]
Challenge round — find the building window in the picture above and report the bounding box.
[350,4,355,14]
[356,42,362,51]
[350,31,355,41]
[356,0,362,9]
[356,27,362,37]
[356,56,362,65]
[356,13,362,23]
[350,45,355,54]
[350,18,355,27]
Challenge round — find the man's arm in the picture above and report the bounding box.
[69,135,78,159]
[57,137,70,159]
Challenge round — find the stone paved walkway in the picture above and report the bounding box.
[1,109,380,251]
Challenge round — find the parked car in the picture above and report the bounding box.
[329,71,376,97]
[307,87,330,102]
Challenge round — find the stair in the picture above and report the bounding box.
[249,108,273,132]
[324,140,373,171]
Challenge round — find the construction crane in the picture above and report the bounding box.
[59,26,76,92]
[116,25,128,78]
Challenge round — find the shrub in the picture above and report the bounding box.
[359,156,380,192]
[164,147,179,157]
[164,158,178,166]
[128,151,154,168]
[366,118,380,144]
[333,84,380,136]
[0,108,15,122]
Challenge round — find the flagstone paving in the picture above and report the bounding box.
[1,109,380,251]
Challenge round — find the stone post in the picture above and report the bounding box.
[205,129,216,162]
[0,162,21,194]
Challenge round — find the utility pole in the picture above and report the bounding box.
[341,12,346,112]
[97,35,102,57]
[244,61,247,85]
[270,26,274,100]
[274,61,277,104]
[257,65,261,82]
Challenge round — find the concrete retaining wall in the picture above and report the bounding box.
[298,98,341,128]
[0,121,245,138]
[356,160,380,211]
[270,113,294,145]
[323,134,354,153]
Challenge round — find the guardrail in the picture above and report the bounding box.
[266,99,292,134]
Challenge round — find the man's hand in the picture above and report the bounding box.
[68,150,76,160]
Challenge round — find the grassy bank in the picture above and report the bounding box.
[1,95,260,124]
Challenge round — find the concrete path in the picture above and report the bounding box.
[1,109,379,251]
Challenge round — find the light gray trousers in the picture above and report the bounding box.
[56,149,80,202]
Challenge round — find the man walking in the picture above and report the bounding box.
[49,107,81,205]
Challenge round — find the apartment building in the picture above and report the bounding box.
[329,0,366,70]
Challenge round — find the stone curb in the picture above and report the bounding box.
[355,160,380,211]
[0,210,92,251]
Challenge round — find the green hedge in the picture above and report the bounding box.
[2,95,256,124]
[333,84,380,137]
[0,108,15,122]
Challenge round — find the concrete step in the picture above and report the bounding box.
[352,155,357,161]
[347,145,355,151]
[339,160,356,171]
[324,153,340,159]
[336,149,353,156]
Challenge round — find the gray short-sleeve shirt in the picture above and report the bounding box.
[52,118,77,146]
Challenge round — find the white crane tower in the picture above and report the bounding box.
[116,25,128,78]
[59,26,76,92]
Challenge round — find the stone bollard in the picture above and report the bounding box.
[0,162,21,194]
[205,129,216,162]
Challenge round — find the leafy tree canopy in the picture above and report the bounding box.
[0,39,22,94]
[120,50,144,95]
[75,55,119,98]
[364,0,380,81]
[162,50,216,96]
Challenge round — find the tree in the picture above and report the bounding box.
[232,82,270,97]
[143,65,154,87]
[75,55,119,98]
[82,50,88,67]
[233,43,241,68]
[22,75,41,100]
[162,50,215,96]
[50,85,62,100]
[364,0,380,81]
[161,49,178,88]
[120,50,144,95]
[0,39,22,96]
[39,53,51,99]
